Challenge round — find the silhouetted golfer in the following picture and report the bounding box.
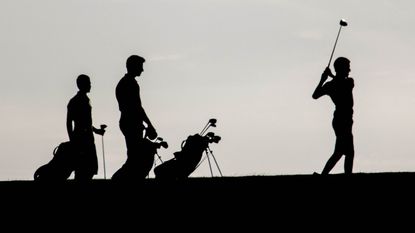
[116,55,157,162]
[67,74,105,181]
[312,57,354,175]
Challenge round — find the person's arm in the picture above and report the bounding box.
[312,67,332,99]
[141,107,157,139]
[66,108,74,141]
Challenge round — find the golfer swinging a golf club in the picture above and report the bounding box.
[312,19,355,175]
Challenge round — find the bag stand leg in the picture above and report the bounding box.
[207,147,223,177]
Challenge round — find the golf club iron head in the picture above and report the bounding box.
[160,141,168,149]
[206,132,221,144]
[209,119,217,124]
[209,118,217,128]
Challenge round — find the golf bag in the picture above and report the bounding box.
[154,134,209,180]
[34,141,76,181]
[154,119,221,180]
[112,133,168,181]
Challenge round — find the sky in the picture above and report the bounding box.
[1,0,415,180]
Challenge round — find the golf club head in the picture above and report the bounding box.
[100,124,107,130]
[340,19,348,27]
[206,132,215,138]
[208,135,221,143]
[209,119,217,125]
[212,136,221,144]
[160,141,168,149]
[205,132,221,143]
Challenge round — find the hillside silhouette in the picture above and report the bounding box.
[3,173,415,204]
[1,173,413,227]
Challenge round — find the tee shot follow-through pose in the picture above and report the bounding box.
[312,57,355,175]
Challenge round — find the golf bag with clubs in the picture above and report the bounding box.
[34,141,76,181]
[111,128,168,181]
[154,119,221,180]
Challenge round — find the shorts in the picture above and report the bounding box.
[332,118,354,155]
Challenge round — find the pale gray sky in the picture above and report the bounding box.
[1,0,415,180]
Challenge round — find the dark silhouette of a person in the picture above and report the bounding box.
[67,74,105,181]
[312,57,354,175]
[116,55,157,164]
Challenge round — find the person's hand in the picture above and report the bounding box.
[94,124,107,136]
[95,128,105,136]
[321,67,333,82]
[146,126,157,140]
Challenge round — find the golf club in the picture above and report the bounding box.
[200,118,217,135]
[328,19,348,67]
[100,124,107,179]
[155,137,169,149]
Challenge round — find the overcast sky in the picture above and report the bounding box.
[1,0,415,180]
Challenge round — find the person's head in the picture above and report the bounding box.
[333,57,351,78]
[126,55,146,77]
[77,74,91,93]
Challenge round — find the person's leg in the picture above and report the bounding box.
[343,133,354,174]
[124,133,140,158]
[326,118,353,175]
[322,152,343,175]
[74,141,97,181]
[344,152,354,174]
[74,159,94,181]
[321,127,346,175]
[120,122,143,158]
[74,170,94,181]
[119,123,145,179]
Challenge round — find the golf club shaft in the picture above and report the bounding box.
[201,124,213,135]
[101,136,106,179]
[201,126,211,136]
[156,152,163,163]
[200,122,210,135]
[328,25,343,67]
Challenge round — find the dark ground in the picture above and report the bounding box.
[1,173,413,228]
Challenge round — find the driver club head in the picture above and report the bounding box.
[340,19,348,27]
